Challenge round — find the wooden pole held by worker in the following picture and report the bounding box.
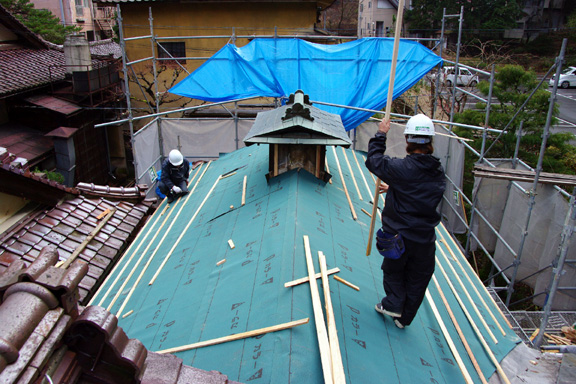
[367,0,405,256]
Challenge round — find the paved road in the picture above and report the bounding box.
[550,87,576,134]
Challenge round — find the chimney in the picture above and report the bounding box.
[244,90,351,182]
[63,34,92,74]
[45,127,78,187]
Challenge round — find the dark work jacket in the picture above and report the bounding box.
[365,132,446,243]
[160,158,190,190]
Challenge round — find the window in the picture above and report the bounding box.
[377,0,392,9]
[157,42,186,65]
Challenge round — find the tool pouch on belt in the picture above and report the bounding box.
[376,229,405,259]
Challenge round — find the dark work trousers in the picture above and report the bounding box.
[380,237,436,326]
[158,180,189,196]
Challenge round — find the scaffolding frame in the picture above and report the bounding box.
[98,5,576,349]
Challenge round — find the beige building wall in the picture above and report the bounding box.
[357,0,396,38]
[31,0,114,40]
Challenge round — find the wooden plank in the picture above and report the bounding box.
[341,146,362,201]
[285,268,341,288]
[352,150,373,200]
[96,208,111,220]
[316,145,321,179]
[319,252,346,383]
[110,162,212,316]
[425,289,474,384]
[274,144,279,177]
[436,230,507,337]
[331,146,357,221]
[122,310,134,319]
[367,0,405,256]
[148,175,221,286]
[473,166,576,186]
[156,318,310,354]
[435,257,511,384]
[241,175,247,206]
[89,202,167,306]
[439,222,513,330]
[303,235,333,384]
[474,165,576,181]
[58,208,116,269]
[333,275,359,291]
[325,156,333,184]
[431,275,487,384]
[437,243,498,344]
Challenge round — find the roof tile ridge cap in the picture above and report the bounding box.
[20,245,59,281]
[68,305,148,377]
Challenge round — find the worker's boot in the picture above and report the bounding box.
[166,191,175,204]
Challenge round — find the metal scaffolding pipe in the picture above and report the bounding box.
[506,38,568,308]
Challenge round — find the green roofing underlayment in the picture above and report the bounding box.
[91,144,520,383]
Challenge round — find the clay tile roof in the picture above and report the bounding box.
[89,39,122,59]
[0,49,117,97]
[0,146,78,205]
[0,49,68,96]
[0,195,153,303]
[76,182,149,202]
[0,246,242,383]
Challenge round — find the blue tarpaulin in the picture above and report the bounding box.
[168,38,442,130]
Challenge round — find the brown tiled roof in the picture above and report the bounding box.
[0,195,153,304]
[89,39,122,59]
[0,146,78,205]
[0,48,69,96]
[76,182,149,202]
[0,246,241,383]
[0,48,118,97]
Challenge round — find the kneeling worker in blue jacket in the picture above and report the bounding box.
[365,114,446,329]
[158,149,190,204]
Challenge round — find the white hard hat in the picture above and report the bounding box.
[404,114,435,144]
[168,149,184,166]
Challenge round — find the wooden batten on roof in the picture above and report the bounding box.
[243,90,351,182]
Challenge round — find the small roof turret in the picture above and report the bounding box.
[243,90,352,147]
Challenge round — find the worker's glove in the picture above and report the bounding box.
[172,185,182,194]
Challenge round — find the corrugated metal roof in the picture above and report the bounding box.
[91,143,520,383]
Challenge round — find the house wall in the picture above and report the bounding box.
[31,0,114,40]
[119,2,322,117]
[0,192,28,231]
[357,0,396,38]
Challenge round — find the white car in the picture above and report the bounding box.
[434,66,479,87]
[549,66,576,89]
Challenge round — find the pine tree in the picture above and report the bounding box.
[1,0,81,44]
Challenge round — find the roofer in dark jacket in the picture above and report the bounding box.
[365,114,446,329]
[158,149,190,204]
